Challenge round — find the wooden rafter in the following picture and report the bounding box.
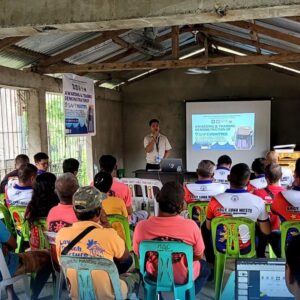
[38,52,300,74]
[172,26,180,59]
[200,26,289,54]
[112,36,131,49]
[229,21,300,46]
[0,36,28,51]
[37,29,128,68]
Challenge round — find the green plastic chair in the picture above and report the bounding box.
[107,214,132,251]
[187,201,209,226]
[0,203,15,235]
[60,256,124,300]
[211,217,256,300]
[139,240,195,300]
[0,193,5,206]
[264,203,277,258]
[281,220,300,258]
[8,206,30,253]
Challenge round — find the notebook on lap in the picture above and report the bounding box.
[235,259,293,300]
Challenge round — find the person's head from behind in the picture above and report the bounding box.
[252,157,266,176]
[149,118,160,135]
[229,163,251,189]
[157,182,184,216]
[63,158,80,176]
[99,155,117,175]
[94,171,113,195]
[18,163,37,187]
[34,152,49,171]
[265,150,279,165]
[55,173,79,204]
[196,160,215,180]
[73,186,107,221]
[285,234,300,299]
[265,163,282,185]
[217,155,232,169]
[27,172,59,223]
[15,154,30,169]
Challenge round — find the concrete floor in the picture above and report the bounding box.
[1,261,235,300]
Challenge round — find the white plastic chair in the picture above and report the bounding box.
[120,178,162,215]
[0,248,30,300]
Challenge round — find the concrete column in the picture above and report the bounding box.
[27,89,48,161]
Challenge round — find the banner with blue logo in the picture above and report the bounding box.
[63,74,96,136]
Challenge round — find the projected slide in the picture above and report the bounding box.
[192,113,255,151]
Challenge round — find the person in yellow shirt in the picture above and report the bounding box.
[94,171,128,218]
[55,186,139,300]
[94,171,128,241]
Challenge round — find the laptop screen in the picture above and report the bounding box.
[236,259,294,300]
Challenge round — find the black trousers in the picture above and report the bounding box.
[146,163,160,171]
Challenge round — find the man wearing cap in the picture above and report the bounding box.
[144,119,172,170]
[55,186,139,300]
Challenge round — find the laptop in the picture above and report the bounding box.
[235,259,293,300]
[160,158,183,172]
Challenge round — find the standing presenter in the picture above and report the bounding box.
[144,119,172,170]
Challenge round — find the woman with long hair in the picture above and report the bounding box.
[26,172,59,249]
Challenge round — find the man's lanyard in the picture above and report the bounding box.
[155,137,160,152]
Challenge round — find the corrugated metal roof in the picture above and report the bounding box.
[0,17,300,87]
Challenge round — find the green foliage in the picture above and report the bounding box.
[46,93,89,185]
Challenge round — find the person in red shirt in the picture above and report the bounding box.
[133,182,210,294]
[253,163,285,256]
[269,158,300,257]
[202,163,271,264]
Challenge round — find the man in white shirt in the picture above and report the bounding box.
[144,119,172,170]
[7,163,37,206]
[265,151,294,188]
[213,155,232,185]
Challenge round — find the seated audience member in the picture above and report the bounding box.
[133,182,210,293]
[254,163,284,229]
[184,160,225,203]
[248,158,267,192]
[25,172,59,249]
[56,186,139,300]
[265,150,293,187]
[285,234,300,300]
[0,219,50,300]
[99,155,148,224]
[63,158,80,176]
[47,173,79,232]
[0,154,29,193]
[213,155,232,185]
[94,171,128,240]
[202,163,271,264]
[6,163,37,206]
[269,158,300,257]
[34,152,50,175]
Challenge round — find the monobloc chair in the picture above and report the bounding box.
[0,203,15,234]
[139,240,195,300]
[107,214,132,251]
[187,201,209,226]
[60,256,124,300]
[211,217,256,300]
[0,248,31,300]
[280,220,300,258]
[8,206,30,253]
